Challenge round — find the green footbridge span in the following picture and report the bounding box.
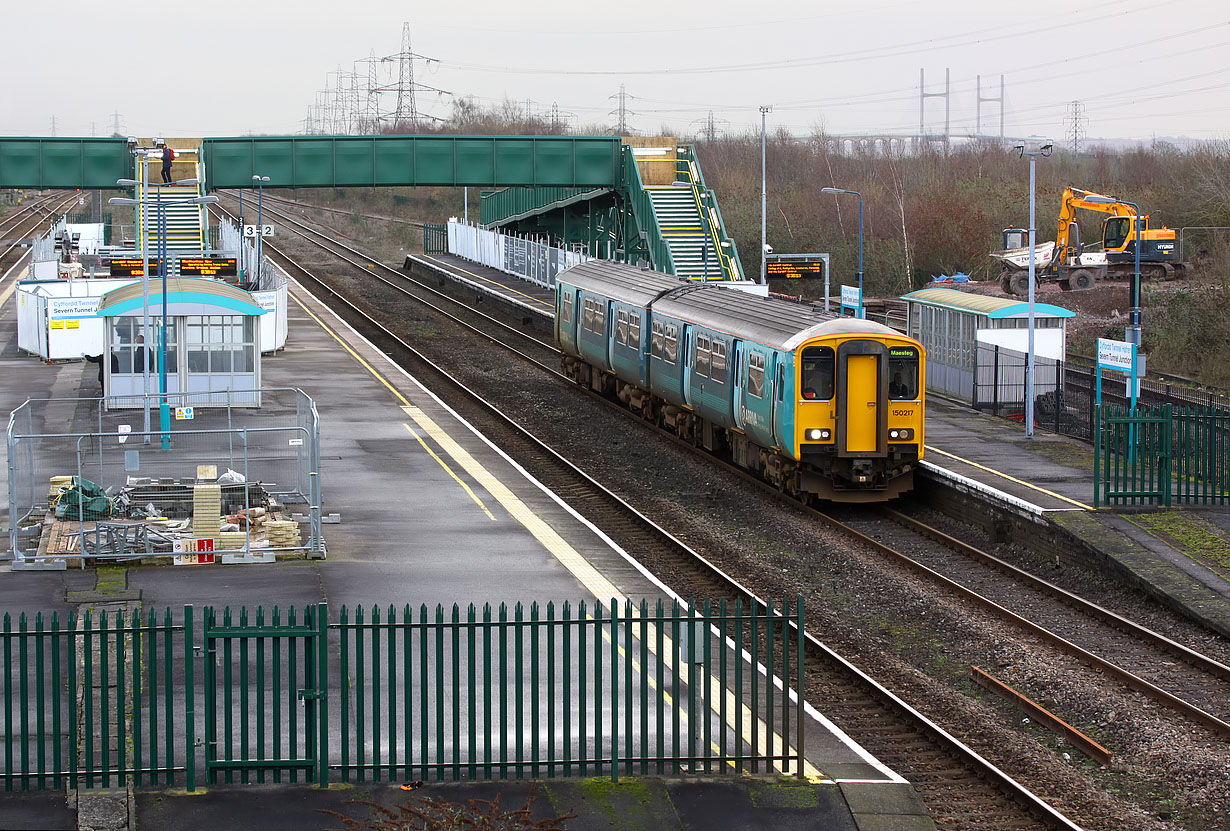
[0,135,743,281]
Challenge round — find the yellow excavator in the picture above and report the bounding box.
[991,187,1187,295]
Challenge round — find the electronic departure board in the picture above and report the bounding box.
[179,258,237,277]
[108,258,160,276]
[765,258,826,280]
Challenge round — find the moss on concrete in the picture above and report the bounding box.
[746,777,819,808]
[1027,439,1097,471]
[1124,510,1230,579]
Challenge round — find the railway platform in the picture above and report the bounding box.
[0,267,933,829]
[406,251,1230,642]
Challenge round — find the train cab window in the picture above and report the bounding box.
[695,334,711,377]
[747,352,765,398]
[888,346,920,400]
[800,346,835,400]
[664,323,679,364]
[629,315,641,348]
[616,309,629,345]
[710,340,727,384]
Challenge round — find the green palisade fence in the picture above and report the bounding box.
[0,599,804,790]
[1096,404,1230,507]
[422,223,447,255]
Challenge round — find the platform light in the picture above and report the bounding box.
[1014,136,1053,439]
[821,187,864,319]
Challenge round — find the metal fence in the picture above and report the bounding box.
[446,220,590,289]
[0,599,805,790]
[1095,404,1230,507]
[6,389,322,567]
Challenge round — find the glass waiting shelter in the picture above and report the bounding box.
[902,287,1074,406]
[96,277,268,408]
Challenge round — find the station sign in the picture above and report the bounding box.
[108,258,160,276]
[179,257,237,277]
[1097,338,1136,373]
[765,258,826,280]
[243,225,275,237]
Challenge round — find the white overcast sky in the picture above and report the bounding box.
[7,0,1228,142]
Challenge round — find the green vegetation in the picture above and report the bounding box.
[1124,511,1230,577]
[315,100,1230,384]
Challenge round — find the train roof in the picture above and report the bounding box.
[557,260,685,307]
[558,261,913,350]
[654,283,907,350]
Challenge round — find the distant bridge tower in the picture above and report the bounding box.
[918,68,950,150]
[976,74,1005,140]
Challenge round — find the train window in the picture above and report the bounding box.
[629,314,641,347]
[777,364,785,402]
[616,309,629,345]
[695,334,711,377]
[711,340,727,384]
[747,352,765,398]
[664,323,678,364]
[560,292,572,324]
[888,346,920,400]
[651,321,663,358]
[583,298,595,332]
[595,303,606,334]
[800,346,834,400]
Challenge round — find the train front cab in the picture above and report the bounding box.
[794,335,925,501]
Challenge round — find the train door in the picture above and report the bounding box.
[732,340,745,431]
[843,353,879,452]
[681,326,694,407]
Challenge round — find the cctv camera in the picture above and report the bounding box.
[763,244,773,253]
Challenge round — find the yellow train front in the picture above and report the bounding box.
[781,319,926,502]
[555,263,926,503]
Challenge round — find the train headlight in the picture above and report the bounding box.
[805,428,832,441]
[889,428,914,440]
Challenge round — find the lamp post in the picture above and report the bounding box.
[113,181,214,446]
[820,187,864,318]
[237,186,245,285]
[759,105,772,285]
[1085,193,1143,401]
[1013,137,1053,439]
[253,175,270,289]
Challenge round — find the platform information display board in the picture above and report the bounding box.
[765,258,826,280]
[179,258,237,277]
[108,258,160,276]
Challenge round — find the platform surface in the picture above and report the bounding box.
[0,264,936,830]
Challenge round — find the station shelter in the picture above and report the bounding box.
[902,287,1075,408]
[96,277,267,408]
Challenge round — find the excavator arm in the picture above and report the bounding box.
[1054,187,1139,262]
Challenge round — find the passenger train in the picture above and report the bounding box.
[554,261,926,502]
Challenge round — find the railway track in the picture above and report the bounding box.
[0,193,75,277]
[211,198,1083,829]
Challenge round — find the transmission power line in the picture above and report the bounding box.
[608,84,636,135]
[379,21,451,131]
[1065,100,1089,152]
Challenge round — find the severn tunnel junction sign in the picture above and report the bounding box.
[0,135,623,191]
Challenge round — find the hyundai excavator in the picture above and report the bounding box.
[991,187,1187,295]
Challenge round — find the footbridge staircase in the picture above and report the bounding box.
[136,146,209,275]
[479,143,745,281]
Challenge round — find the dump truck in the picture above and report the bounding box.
[991,187,1188,295]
